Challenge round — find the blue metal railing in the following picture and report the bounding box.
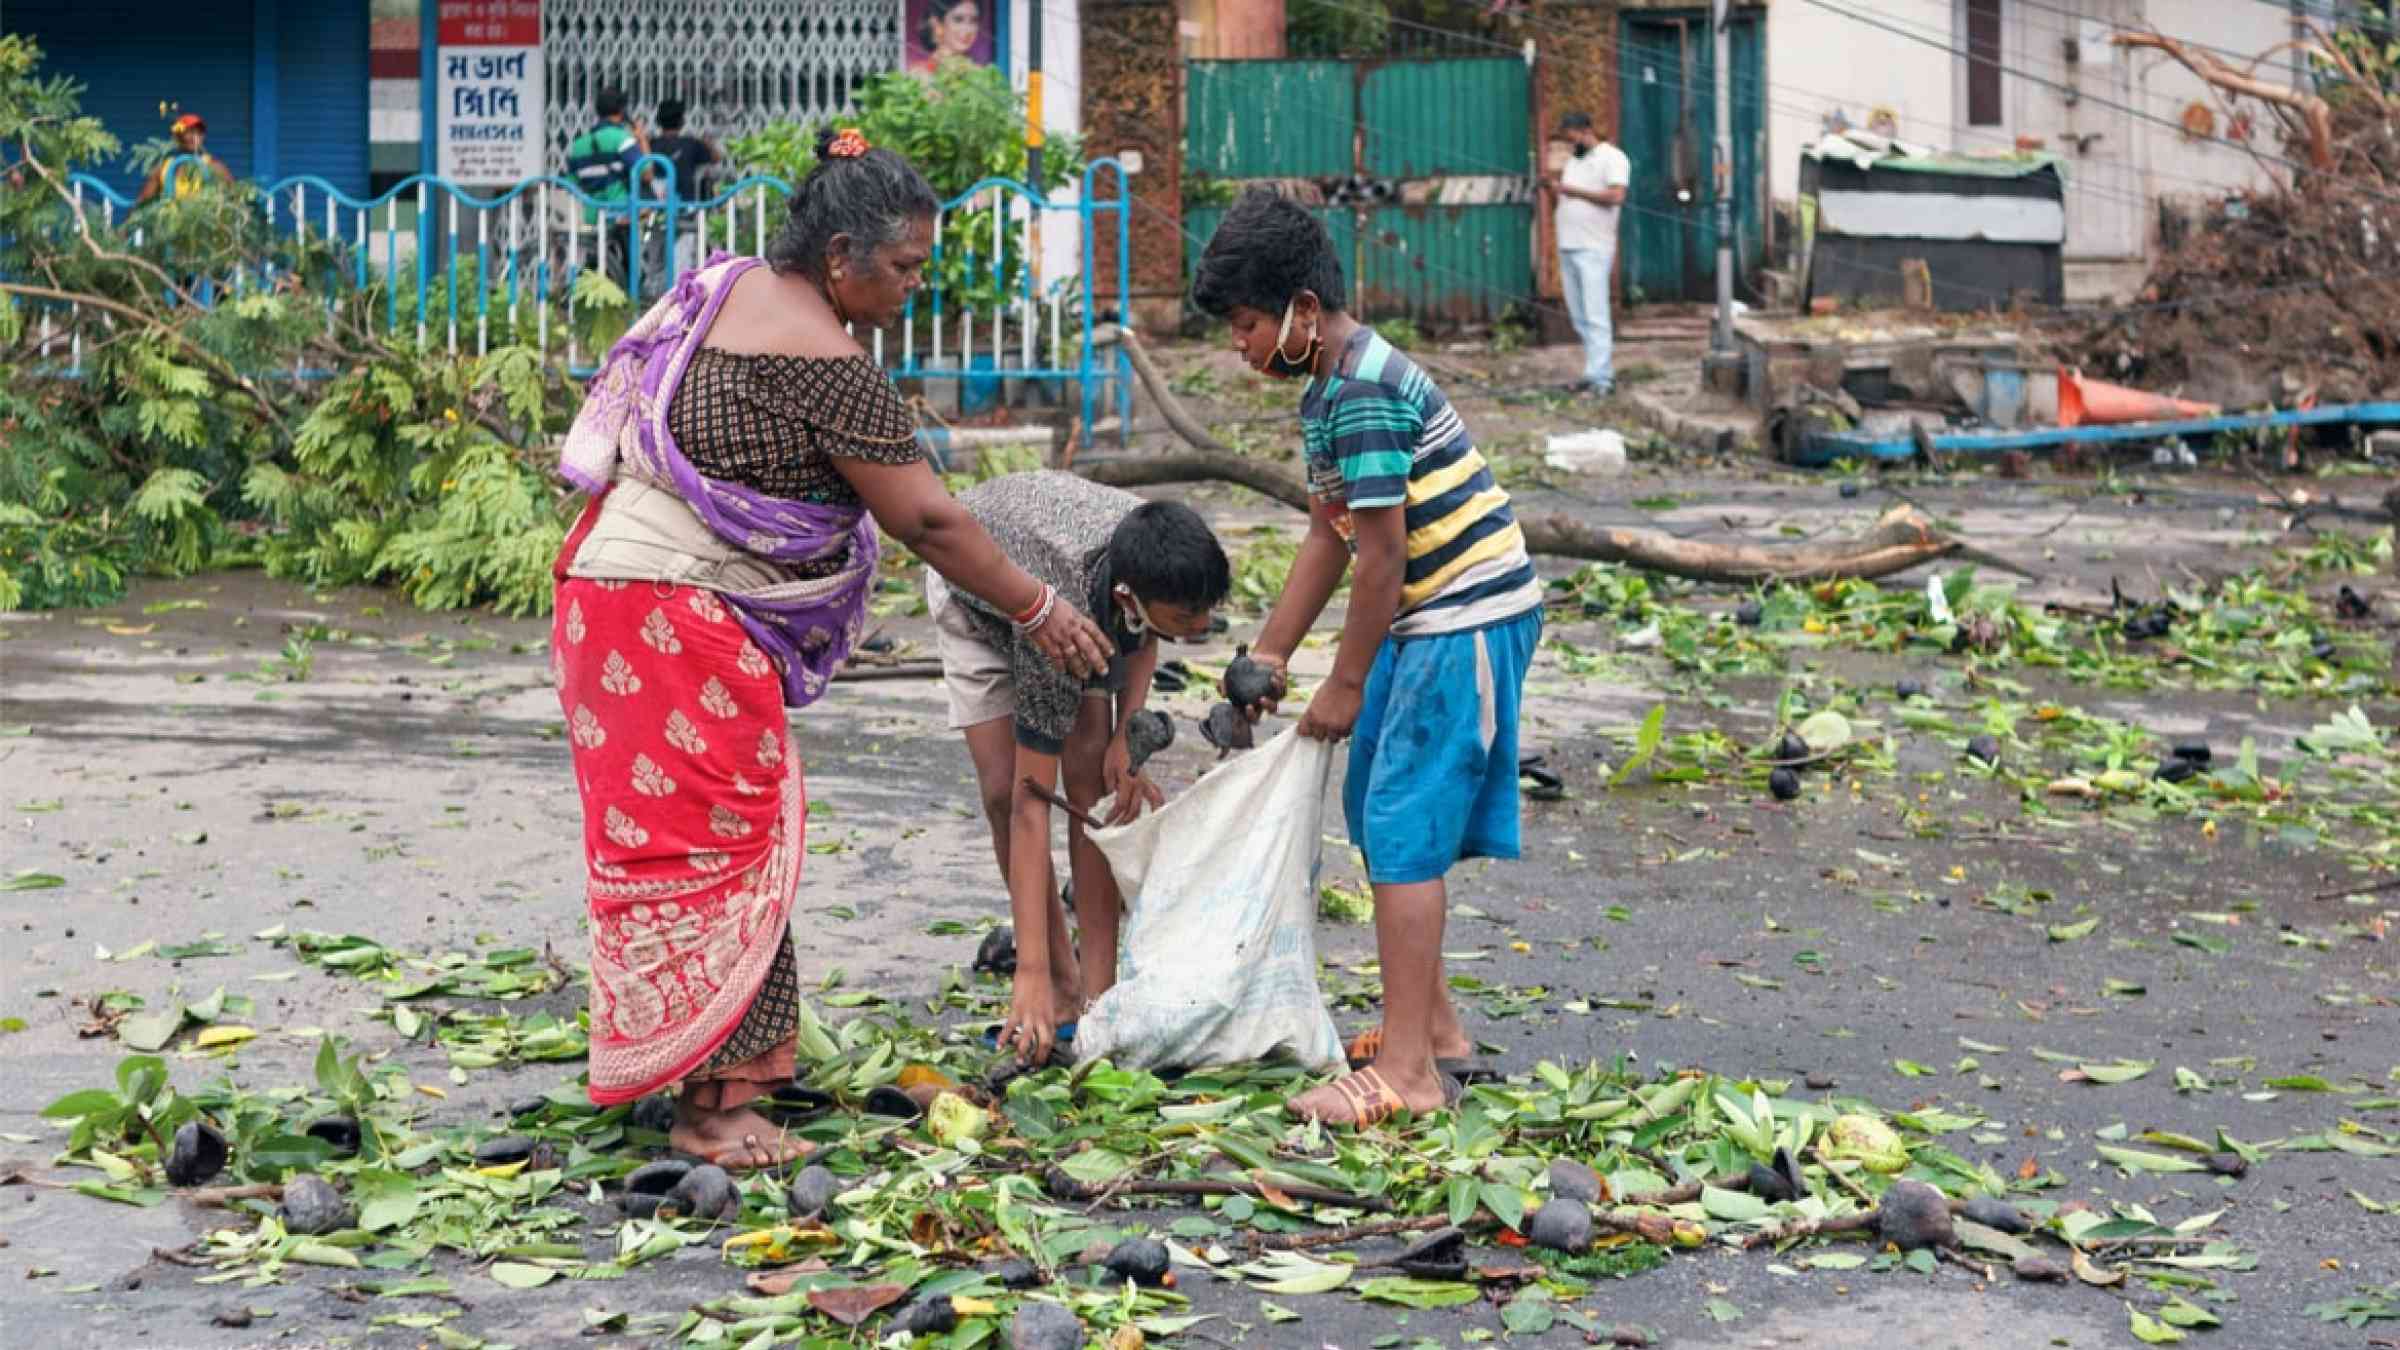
[19,154,1133,443]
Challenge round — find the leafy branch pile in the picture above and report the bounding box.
[27,954,2329,1349]
[1551,543,2400,876]
[1552,547,2395,699]
[0,36,596,614]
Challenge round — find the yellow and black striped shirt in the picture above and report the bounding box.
[1299,330,1543,637]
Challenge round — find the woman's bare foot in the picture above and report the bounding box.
[669,1100,811,1171]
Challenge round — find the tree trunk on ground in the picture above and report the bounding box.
[1085,326,1985,585]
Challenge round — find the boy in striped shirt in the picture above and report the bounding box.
[1193,190,1544,1125]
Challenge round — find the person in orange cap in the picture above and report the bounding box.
[135,112,235,206]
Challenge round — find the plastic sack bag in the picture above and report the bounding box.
[1074,728,1346,1073]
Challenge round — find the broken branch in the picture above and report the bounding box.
[2112,30,2336,172]
[184,1183,285,1208]
[1089,326,1987,585]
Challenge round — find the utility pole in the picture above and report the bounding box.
[2288,0,2305,96]
[1027,0,1046,290]
[1711,0,1735,357]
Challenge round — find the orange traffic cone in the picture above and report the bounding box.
[2058,368,2221,427]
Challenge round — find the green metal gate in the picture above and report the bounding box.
[1615,9,1766,304]
[1184,57,1533,325]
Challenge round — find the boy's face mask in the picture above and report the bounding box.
[1115,586,1214,644]
[1261,299,1322,380]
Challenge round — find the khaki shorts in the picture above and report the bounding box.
[927,576,1015,730]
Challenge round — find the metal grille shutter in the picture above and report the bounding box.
[11,0,256,199]
[543,0,901,176]
[277,1,370,194]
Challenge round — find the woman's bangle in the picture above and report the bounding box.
[1011,584,1057,635]
[1006,582,1050,628]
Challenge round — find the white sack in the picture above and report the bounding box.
[1074,728,1345,1073]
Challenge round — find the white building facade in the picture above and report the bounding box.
[1763,0,2313,297]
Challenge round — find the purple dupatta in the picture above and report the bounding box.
[559,254,879,708]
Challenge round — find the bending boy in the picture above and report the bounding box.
[928,471,1230,1065]
[1193,190,1544,1125]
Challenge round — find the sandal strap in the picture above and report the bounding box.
[1345,1027,1384,1065]
[1336,1067,1404,1128]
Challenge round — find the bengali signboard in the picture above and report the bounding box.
[437,1,543,184]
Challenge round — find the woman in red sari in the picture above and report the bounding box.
[552,127,1111,1169]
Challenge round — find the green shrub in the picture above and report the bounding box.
[730,62,1084,312]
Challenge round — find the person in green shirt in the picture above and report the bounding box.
[566,88,648,227]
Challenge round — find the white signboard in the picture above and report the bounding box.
[438,47,544,184]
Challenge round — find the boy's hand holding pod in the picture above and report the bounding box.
[1201,645,1286,758]
[1223,645,1286,719]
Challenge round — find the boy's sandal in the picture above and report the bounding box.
[1345,1028,1498,1084]
[1314,1067,1411,1128]
[1344,1027,1385,1064]
[1519,755,1567,801]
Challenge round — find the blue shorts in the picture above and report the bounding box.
[1343,608,1542,886]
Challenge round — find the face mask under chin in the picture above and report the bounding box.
[1261,300,1321,379]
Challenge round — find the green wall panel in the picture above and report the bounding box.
[1362,59,1530,180]
[1358,204,1533,325]
[1615,9,1766,303]
[1185,61,1355,179]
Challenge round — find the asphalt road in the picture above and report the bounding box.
[3,473,2394,1349]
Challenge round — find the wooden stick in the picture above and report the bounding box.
[1813,1145,1881,1206]
[1739,1208,1880,1250]
[1621,1179,1710,1207]
[1048,1171,1393,1213]
[1020,778,1104,831]
[186,1183,285,1209]
[2312,875,2400,902]
[832,661,944,684]
[1251,1214,1457,1253]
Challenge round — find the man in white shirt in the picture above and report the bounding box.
[1543,112,1632,397]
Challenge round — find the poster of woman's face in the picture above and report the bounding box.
[909,0,990,72]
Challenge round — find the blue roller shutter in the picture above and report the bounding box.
[9,0,256,200]
[276,1,369,195]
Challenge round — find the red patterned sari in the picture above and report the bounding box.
[552,568,809,1107]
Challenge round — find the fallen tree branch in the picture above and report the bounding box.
[1081,449,1312,513]
[2112,30,2336,172]
[0,280,288,438]
[1089,325,1996,585]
